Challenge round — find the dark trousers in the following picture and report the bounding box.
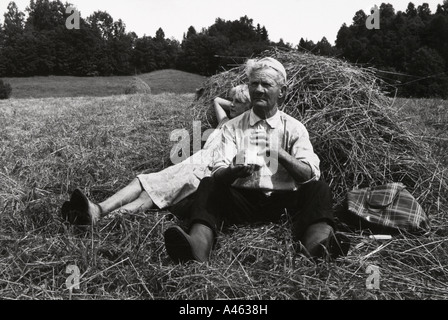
[186,177,335,242]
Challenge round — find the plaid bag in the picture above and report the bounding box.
[346,182,430,234]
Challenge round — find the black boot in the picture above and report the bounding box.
[164,223,214,263]
[301,221,350,260]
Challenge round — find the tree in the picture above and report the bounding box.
[406,3,417,17]
[25,0,66,31]
[275,38,292,50]
[132,31,180,74]
[3,1,25,40]
[443,0,448,14]
[260,26,268,41]
[186,26,196,39]
[86,11,135,75]
[177,16,272,75]
[335,23,352,49]
[87,11,114,40]
[403,46,448,98]
[380,3,395,20]
[417,3,432,20]
[315,37,333,56]
[335,2,448,98]
[108,20,135,75]
[0,20,3,45]
[425,14,448,72]
[298,37,316,52]
[352,10,367,28]
[155,27,165,41]
[132,36,157,73]
[1,2,28,76]
[152,28,179,70]
[177,33,228,75]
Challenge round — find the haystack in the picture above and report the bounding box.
[191,48,447,223]
[124,77,152,95]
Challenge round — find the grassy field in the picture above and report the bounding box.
[4,69,207,99]
[0,72,447,301]
[390,97,448,168]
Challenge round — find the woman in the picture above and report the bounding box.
[61,85,251,225]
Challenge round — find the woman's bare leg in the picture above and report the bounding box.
[98,178,148,216]
[111,190,154,215]
[67,178,155,225]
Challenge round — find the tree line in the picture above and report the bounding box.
[1,1,448,98]
[0,0,285,77]
[299,1,448,99]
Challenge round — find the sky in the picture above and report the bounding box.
[2,0,444,45]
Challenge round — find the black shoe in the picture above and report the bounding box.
[61,189,92,225]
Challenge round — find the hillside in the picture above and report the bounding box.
[4,69,207,99]
[137,70,207,95]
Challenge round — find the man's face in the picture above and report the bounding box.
[248,68,284,118]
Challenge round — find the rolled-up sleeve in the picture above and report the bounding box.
[290,128,321,182]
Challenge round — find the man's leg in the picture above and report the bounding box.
[288,181,334,240]
[186,177,275,232]
[283,181,336,258]
[287,181,349,259]
[164,177,218,263]
[164,177,264,263]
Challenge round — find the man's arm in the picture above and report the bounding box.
[252,131,316,184]
[277,148,313,183]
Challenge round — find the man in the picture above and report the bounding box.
[164,57,348,263]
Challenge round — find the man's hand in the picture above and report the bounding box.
[214,150,261,185]
[232,149,262,175]
[230,163,260,179]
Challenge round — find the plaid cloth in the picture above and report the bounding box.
[347,182,430,233]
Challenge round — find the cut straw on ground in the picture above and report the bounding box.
[0,48,447,300]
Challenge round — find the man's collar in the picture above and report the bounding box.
[249,109,282,129]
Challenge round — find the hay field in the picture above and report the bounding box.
[4,69,206,99]
[0,66,447,301]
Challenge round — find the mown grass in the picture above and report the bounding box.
[4,69,206,99]
[0,91,447,300]
[391,97,448,168]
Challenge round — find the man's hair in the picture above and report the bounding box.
[245,57,287,86]
[229,84,250,104]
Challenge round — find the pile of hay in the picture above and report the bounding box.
[191,48,447,224]
[124,77,152,95]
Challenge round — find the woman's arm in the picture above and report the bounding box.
[213,97,233,123]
